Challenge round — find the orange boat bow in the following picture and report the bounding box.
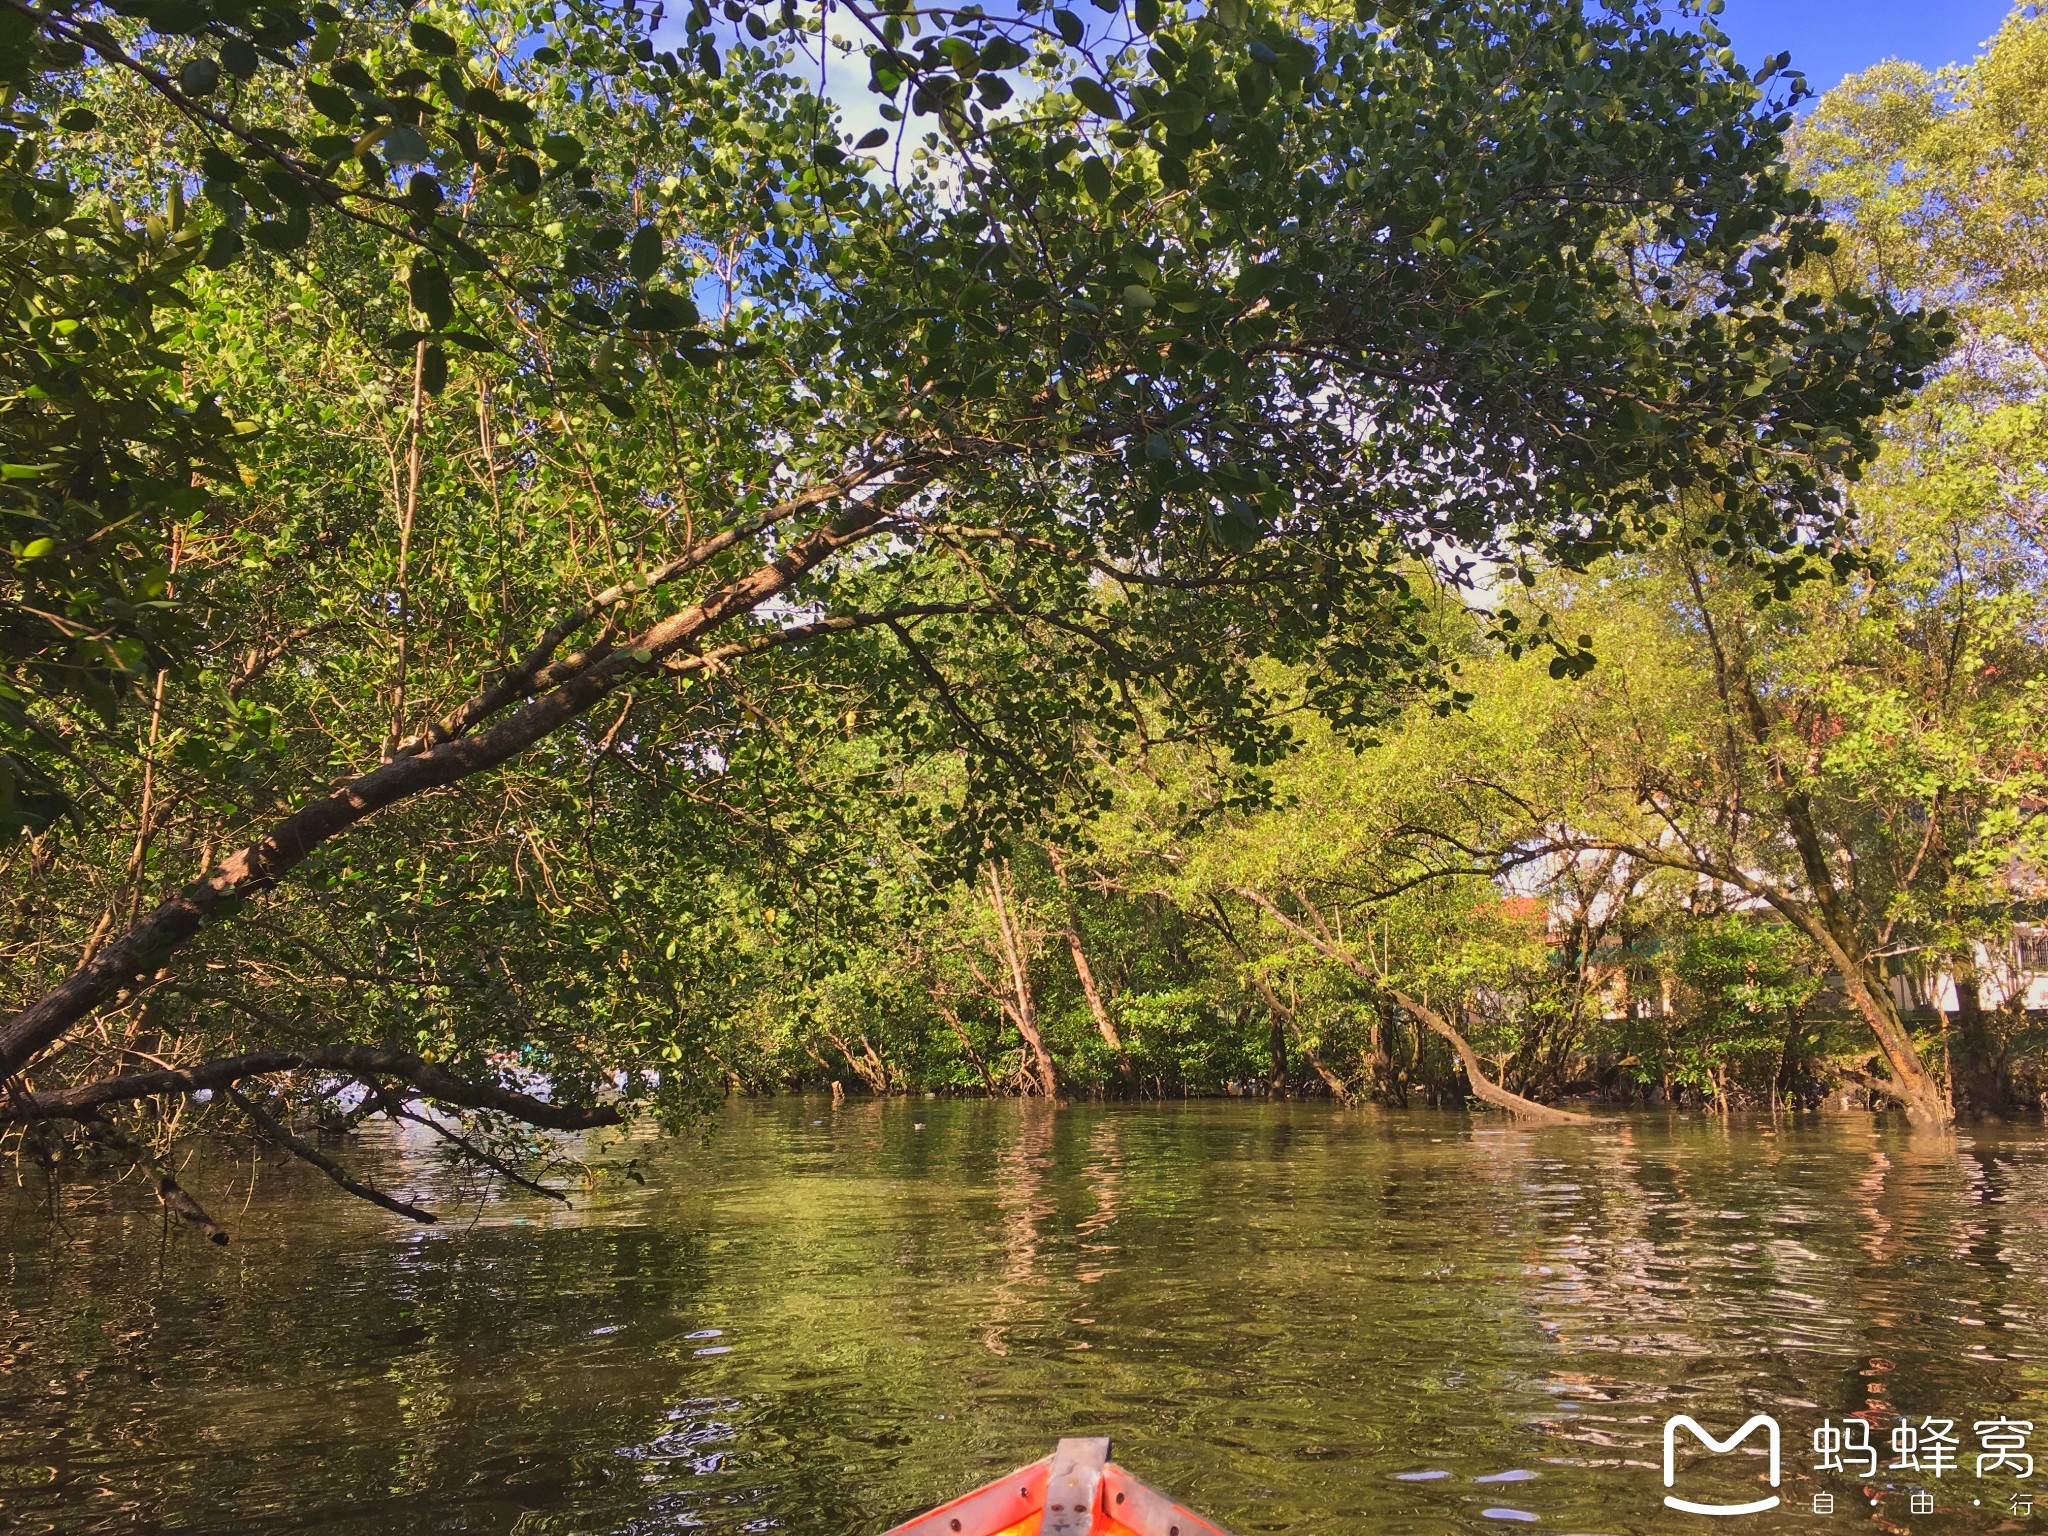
[881,1437,1235,1536]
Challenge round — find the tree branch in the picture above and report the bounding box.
[0,492,900,1079]
[1234,886,1591,1124]
[1,1045,620,1130]
[229,1087,438,1224]
[79,1116,230,1244]
[371,1086,570,1205]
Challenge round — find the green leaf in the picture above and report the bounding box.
[1236,61,1271,114]
[200,147,243,183]
[179,57,222,97]
[504,154,541,196]
[641,289,700,330]
[628,223,664,282]
[57,108,99,131]
[1134,0,1159,33]
[1081,154,1112,202]
[219,38,260,80]
[420,343,449,395]
[410,21,459,56]
[202,226,244,268]
[308,83,355,123]
[18,538,55,559]
[248,208,310,252]
[383,124,430,165]
[854,127,890,150]
[1052,8,1084,44]
[1071,77,1122,120]
[408,266,456,329]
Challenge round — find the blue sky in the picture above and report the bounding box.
[1713,0,2017,95]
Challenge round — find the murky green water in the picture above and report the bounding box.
[3,1101,2046,1534]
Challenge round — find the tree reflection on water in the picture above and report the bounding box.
[3,1102,2044,1534]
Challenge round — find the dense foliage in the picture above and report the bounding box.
[6,0,2042,1231]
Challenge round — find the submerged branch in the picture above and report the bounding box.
[372,1088,570,1205]
[80,1116,231,1244]
[230,1087,438,1224]
[0,1045,621,1131]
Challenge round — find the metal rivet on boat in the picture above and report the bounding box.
[1115,1493,1125,1505]
[949,1522,961,1532]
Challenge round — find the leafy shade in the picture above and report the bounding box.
[1,0,1941,1197]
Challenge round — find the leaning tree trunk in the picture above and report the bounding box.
[1063,926,1134,1088]
[1832,958,1952,1129]
[0,490,903,1083]
[986,862,1058,1097]
[931,996,999,1096]
[1679,552,1954,1131]
[1248,977,1350,1102]
[1393,991,1592,1127]
[1234,887,1590,1125]
[1045,849,1134,1088]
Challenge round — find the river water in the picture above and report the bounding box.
[3,1101,2046,1534]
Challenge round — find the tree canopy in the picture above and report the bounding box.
[0,0,1980,1225]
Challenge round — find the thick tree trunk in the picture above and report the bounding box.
[1948,963,2013,1118]
[1370,1003,1407,1106]
[1774,1010,1809,1104]
[1832,961,1951,1128]
[0,500,892,1081]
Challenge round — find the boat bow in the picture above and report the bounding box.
[881,1437,1234,1536]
